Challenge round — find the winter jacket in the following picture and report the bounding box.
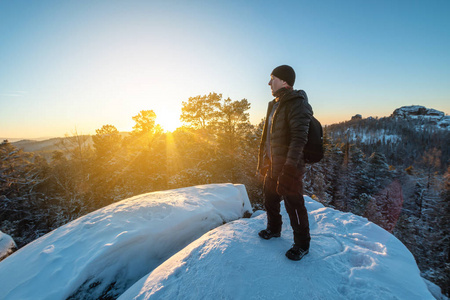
[257,89,313,178]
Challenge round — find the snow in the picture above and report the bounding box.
[119,199,434,300]
[0,183,251,300]
[0,184,437,299]
[0,231,16,261]
[393,105,445,118]
[423,278,449,300]
[392,105,449,130]
[346,128,401,144]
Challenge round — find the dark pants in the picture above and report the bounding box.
[264,174,311,248]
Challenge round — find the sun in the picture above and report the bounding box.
[156,110,182,132]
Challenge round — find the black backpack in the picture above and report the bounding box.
[303,116,324,163]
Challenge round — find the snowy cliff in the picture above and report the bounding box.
[392,105,449,129]
[0,184,436,299]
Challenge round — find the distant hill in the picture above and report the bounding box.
[12,137,68,153]
[7,136,92,160]
[326,105,449,170]
[8,132,131,159]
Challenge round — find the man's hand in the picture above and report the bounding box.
[255,170,265,183]
[256,165,268,183]
[257,158,270,182]
[277,164,300,195]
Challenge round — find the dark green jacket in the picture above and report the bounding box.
[257,89,312,178]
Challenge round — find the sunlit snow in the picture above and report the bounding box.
[119,199,433,300]
[0,184,251,299]
[0,184,435,299]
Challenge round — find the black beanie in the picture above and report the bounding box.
[271,65,296,87]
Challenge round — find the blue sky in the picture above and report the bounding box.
[1,0,449,138]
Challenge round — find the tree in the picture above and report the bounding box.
[132,110,161,136]
[371,180,404,232]
[122,110,167,193]
[0,140,37,197]
[367,152,390,194]
[180,92,221,130]
[0,142,68,247]
[93,124,122,159]
[58,129,92,164]
[52,130,94,211]
[421,147,442,188]
[90,125,124,207]
[214,97,253,182]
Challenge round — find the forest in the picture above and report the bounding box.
[1,93,449,296]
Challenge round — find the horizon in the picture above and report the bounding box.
[1,0,449,139]
[1,103,448,141]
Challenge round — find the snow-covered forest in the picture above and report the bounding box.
[1,95,449,296]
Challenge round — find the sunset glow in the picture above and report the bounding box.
[0,1,449,139]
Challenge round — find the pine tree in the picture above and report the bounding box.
[0,140,37,197]
[214,97,252,182]
[367,152,390,194]
[180,92,221,130]
[93,124,122,160]
[89,124,124,207]
[346,145,369,214]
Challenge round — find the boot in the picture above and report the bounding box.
[258,229,281,240]
[285,244,309,261]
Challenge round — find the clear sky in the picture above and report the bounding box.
[1,0,449,139]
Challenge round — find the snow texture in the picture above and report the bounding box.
[0,231,16,261]
[0,183,251,300]
[120,199,434,300]
[0,184,437,299]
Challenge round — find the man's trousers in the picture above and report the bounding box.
[264,174,311,248]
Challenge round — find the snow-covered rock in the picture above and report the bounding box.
[0,183,251,300]
[0,231,16,261]
[392,105,445,118]
[437,115,450,128]
[392,105,448,129]
[0,184,437,299]
[119,198,433,300]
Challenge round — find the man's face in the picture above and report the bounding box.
[268,75,286,96]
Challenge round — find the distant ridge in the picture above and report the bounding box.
[1,137,57,143]
[11,137,69,153]
[7,132,131,159]
[327,104,450,170]
[349,105,449,130]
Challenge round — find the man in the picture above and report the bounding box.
[257,65,312,261]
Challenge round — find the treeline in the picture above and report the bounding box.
[326,116,450,172]
[1,95,449,295]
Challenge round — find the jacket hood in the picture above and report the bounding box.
[269,89,312,114]
[283,89,308,102]
[279,89,313,115]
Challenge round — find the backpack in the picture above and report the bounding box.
[303,115,324,163]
